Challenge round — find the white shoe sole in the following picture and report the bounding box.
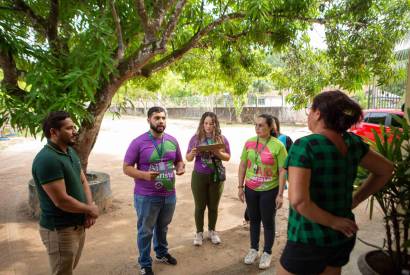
[211,239,221,245]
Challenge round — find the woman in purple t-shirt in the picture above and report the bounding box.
[186,112,231,246]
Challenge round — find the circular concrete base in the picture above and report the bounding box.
[357,250,397,275]
[28,171,112,218]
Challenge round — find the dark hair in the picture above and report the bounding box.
[273,116,280,135]
[311,90,362,133]
[42,111,71,139]
[196,112,222,144]
[147,106,166,118]
[258,114,276,137]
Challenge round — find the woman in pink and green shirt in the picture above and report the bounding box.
[238,114,287,270]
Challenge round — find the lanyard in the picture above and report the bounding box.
[148,131,164,160]
[254,136,270,164]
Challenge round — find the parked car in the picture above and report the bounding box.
[350,109,404,143]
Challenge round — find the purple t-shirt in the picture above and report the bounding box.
[187,135,230,174]
[124,132,183,196]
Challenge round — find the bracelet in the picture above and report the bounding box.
[238,185,244,189]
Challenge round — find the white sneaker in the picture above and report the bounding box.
[209,230,221,244]
[259,252,272,269]
[244,248,259,264]
[193,232,203,246]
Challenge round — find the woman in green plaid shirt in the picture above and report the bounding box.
[278,90,393,275]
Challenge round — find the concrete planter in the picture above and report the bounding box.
[28,171,112,217]
[357,250,397,275]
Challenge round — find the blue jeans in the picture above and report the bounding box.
[134,194,176,268]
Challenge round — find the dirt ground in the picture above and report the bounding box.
[0,116,384,275]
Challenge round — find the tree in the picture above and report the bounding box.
[112,76,163,115]
[1,0,409,170]
[171,47,271,121]
[270,39,333,109]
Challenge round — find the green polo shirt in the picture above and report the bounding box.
[284,133,369,247]
[32,141,86,230]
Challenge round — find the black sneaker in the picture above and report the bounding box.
[155,253,177,265]
[140,267,154,275]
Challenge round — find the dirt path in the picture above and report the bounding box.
[0,144,288,275]
[0,116,384,275]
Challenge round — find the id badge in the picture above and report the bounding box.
[253,164,258,173]
[159,161,166,172]
[150,163,159,172]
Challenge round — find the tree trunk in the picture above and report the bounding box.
[403,219,409,269]
[74,78,127,171]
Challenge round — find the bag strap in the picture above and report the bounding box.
[206,138,223,182]
[210,156,220,182]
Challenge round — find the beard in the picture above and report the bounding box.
[67,140,76,146]
[150,123,165,134]
[64,133,77,146]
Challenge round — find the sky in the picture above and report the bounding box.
[308,24,327,50]
[308,23,410,51]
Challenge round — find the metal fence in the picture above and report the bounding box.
[367,87,403,109]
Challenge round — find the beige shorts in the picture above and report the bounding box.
[39,226,85,275]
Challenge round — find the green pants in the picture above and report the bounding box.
[191,170,224,233]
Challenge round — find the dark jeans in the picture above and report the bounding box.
[245,186,278,254]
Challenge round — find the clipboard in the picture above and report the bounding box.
[197,143,224,152]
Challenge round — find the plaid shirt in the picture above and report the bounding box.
[285,133,369,247]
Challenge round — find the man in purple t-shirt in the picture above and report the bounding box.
[123,106,185,275]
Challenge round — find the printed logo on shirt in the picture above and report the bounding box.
[149,139,178,192]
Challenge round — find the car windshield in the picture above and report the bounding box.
[391,114,404,128]
[367,112,387,125]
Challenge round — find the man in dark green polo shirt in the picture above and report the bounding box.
[32,111,99,275]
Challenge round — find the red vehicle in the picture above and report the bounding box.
[350,109,404,143]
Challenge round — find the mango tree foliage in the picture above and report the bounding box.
[173,48,272,121]
[1,0,409,169]
[271,40,333,109]
[271,40,409,109]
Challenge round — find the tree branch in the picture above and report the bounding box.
[142,12,245,76]
[13,0,48,35]
[152,0,175,30]
[0,6,18,11]
[135,0,155,43]
[47,0,60,53]
[284,15,326,25]
[8,0,65,54]
[159,0,187,48]
[0,38,26,98]
[110,0,124,60]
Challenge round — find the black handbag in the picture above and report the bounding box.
[205,138,226,182]
[211,157,226,182]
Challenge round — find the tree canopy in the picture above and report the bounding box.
[1,0,409,169]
